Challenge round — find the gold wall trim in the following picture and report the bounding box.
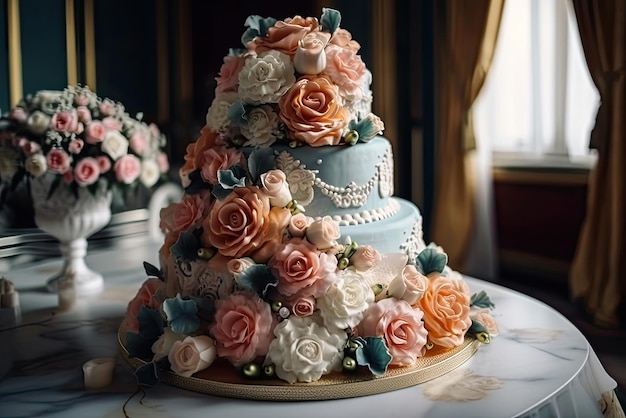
[65,0,78,86]
[493,168,589,186]
[84,0,96,91]
[156,0,169,125]
[7,0,22,106]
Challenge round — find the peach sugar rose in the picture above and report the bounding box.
[210,292,275,367]
[248,15,320,57]
[418,274,472,348]
[202,186,290,264]
[358,297,428,366]
[278,75,350,147]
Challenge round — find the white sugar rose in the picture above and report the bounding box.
[317,269,374,330]
[24,153,47,177]
[293,31,330,75]
[101,130,129,160]
[206,92,238,132]
[387,264,430,306]
[238,50,296,105]
[151,327,185,361]
[266,316,345,383]
[306,216,340,250]
[260,169,292,208]
[26,110,51,135]
[139,159,160,188]
[288,213,311,237]
[241,105,280,146]
[168,335,217,378]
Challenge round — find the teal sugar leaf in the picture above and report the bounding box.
[126,306,164,359]
[143,261,162,280]
[137,305,164,340]
[191,296,216,323]
[348,114,383,142]
[468,319,489,335]
[320,8,341,33]
[170,230,200,261]
[355,336,392,376]
[236,264,278,299]
[184,169,211,195]
[247,147,277,184]
[211,184,232,201]
[134,361,160,387]
[163,294,200,335]
[227,101,247,126]
[217,167,247,189]
[470,290,496,309]
[241,15,277,45]
[415,248,448,275]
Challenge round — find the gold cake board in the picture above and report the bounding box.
[118,321,480,401]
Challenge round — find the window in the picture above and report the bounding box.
[473,0,600,168]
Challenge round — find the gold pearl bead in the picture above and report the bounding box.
[197,247,215,260]
[243,363,261,378]
[263,365,275,377]
[342,356,357,371]
[271,301,283,312]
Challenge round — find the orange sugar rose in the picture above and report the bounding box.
[278,75,349,147]
[418,274,472,349]
[201,186,290,264]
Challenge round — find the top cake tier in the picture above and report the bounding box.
[198,8,384,152]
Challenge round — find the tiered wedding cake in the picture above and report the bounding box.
[122,8,497,395]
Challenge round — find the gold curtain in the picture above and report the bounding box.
[430,0,504,271]
[570,0,626,329]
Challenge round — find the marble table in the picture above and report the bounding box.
[0,239,623,418]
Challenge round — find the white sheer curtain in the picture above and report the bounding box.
[465,0,599,280]
[474,0,600,164]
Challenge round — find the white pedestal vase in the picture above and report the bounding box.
[30,174,112,303]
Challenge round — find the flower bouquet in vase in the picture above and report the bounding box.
[0,86,170,300]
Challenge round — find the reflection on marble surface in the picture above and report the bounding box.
[0,241,622,418]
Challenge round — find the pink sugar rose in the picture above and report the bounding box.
[418,274,472,348]
[215,54,246,95]
[329,28,361,52]
[351,245,382,271]
[85,121,106,144]
[113,154,141,184]
[68,139,84,154]
[63,170,73,184]
[125,277,164,333]
[199,146,243,185]
[278,75,349,146]
[470,308,499,337]
[248,15,320,57]
[74,157,100,186]
[157,151,170,173]
[160,192,208,233]
[202,186,291,263]
[20,140,41,156]
[101,116,122,131]
[227,257,255,279]
[76,105,92,123]
[269,238,337,298]
[324,44,368,102]
[358,298,428,366]
[285,294,316,317]
[8,107,27,123]
[46,148,71,174]
[96,155,111,173]
[51,110,81,133]
[210,292,275,367]
[74,93,90,106]
[99,99,116,116]
[130,130,149,155]
[168,335,217,378]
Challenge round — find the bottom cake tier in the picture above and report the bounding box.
[118,320,480,401]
